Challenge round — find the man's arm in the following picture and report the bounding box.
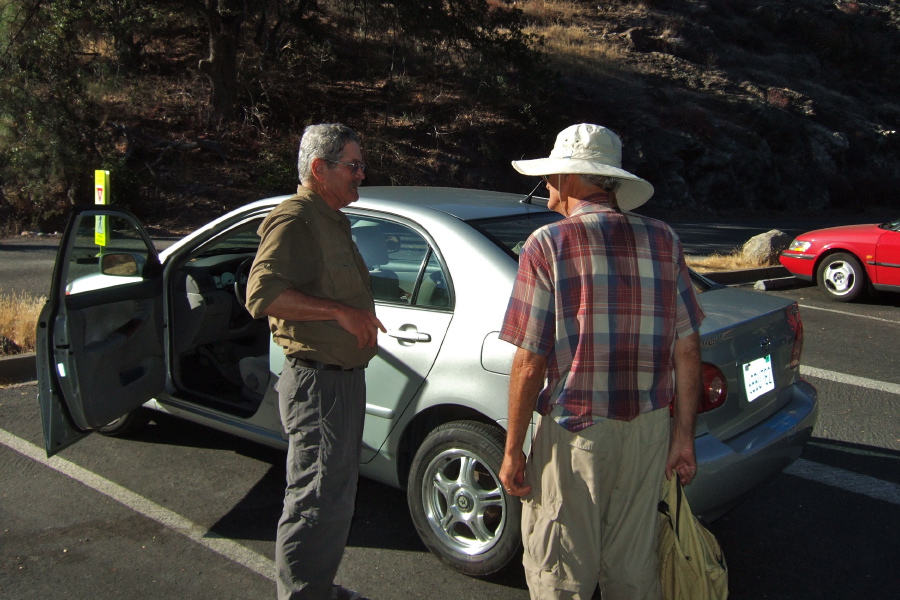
[666,331,702,485]
[263,288,385,349]
[499,346,547,497]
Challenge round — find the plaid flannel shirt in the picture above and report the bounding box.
[499,198,705,431]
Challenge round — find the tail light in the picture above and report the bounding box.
[699,363,728,413]
[786,303,804,370]
[670,363,728,416]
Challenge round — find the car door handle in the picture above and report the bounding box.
[387,329,431,343]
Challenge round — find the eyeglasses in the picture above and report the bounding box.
[328,159,367,175]
[542,174,561,187]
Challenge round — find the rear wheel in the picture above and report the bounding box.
[407,420,521,576]
[817,252,867,302]
[97,407,151,437]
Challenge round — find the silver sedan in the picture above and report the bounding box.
[38,186,817,576]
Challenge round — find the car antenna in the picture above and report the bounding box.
[520,180,543,205]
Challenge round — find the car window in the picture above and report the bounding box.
[415,251,451,308]
[468,212,563,259]
[191,225,261,259]
[881,217,900,231]
[65,214,154,295]
[350,217,450,308]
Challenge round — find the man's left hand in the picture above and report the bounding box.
[665,431,697,485]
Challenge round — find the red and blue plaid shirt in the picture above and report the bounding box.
[500,195,705,431]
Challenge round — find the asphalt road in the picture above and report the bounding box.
[2,283,899,600]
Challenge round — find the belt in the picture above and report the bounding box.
[291,356,366,372]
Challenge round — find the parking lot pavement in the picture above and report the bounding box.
[0,383,275,600]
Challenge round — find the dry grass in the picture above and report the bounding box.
[0,290,45,356]
[686,249,777,273]
[527,22,629,79]
[518,1,641,80]
[518,0,584,23]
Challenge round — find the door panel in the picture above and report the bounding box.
[349,216,454,462]
[362,305,453,462]
[38,206,165,457]
[874,229,900,286]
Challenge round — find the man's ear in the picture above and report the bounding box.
[310,157,326,181]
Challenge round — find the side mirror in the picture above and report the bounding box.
[100,253,139,277]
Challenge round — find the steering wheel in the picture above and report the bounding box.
[234,257,255,308]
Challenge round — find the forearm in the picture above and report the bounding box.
[499,347,546,496]
[263,288,385,350]
[505,348,547,456]
[668,331,702,483]
[672,331,702,439]
[262,288,346,322]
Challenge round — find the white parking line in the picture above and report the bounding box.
[799,303,900,325]
[802,365,900,396]
[0,429,276,582]
[784,458,900,506]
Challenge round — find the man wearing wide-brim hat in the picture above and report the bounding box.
[498,124,706,600]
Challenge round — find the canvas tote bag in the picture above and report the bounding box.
[657,476,728,600]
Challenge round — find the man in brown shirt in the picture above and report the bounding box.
[246,123,384,600]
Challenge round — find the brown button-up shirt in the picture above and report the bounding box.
[245,186,376,368]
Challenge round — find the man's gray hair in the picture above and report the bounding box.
[297,123,360,182]
[579,174,622,193]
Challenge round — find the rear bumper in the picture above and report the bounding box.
[686,378,818,518]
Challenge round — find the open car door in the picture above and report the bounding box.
[37,206,165,457]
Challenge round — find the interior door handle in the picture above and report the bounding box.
[387,329,431,343]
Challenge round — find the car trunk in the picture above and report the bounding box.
[695,287,803,444]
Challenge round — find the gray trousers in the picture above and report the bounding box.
[275,358,366,600]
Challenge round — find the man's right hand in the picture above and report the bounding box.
[335,305,386,349]
[499,450,531,497]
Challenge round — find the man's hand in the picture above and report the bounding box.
[499,450,530,497]
[665,429,697,485]
[335,305,386,349]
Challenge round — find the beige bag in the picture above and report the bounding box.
[658,477,728,600]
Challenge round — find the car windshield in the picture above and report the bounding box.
[880,217,900,231]
[468,211,711,294]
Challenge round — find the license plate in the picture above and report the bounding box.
[743,355,775,402]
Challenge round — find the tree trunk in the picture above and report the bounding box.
[198,0,244,122]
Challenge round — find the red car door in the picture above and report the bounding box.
[874,224,900,287]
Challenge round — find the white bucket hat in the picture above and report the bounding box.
[511,123,654,211]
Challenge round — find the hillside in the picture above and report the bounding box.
[2,0,898,235]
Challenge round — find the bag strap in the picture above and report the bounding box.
[674,478,684,540]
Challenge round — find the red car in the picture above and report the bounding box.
[779,217,900,301]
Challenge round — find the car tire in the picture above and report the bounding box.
[97,407,152,437]
[407,420,521,577]
[817,252,867,302]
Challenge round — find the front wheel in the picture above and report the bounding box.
[407,420,521,577]
[817,252,867,302]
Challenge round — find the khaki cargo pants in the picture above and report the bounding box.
[522,408,670,600]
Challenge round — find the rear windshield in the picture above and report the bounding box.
[468,212,711,294]
[468,212,563,258]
